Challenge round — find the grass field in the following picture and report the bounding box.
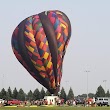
[0,106,110,110]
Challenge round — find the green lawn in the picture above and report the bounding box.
[0,107,110,110]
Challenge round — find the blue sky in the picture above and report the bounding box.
[0,0,110,95]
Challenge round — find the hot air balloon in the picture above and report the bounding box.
[11,10,71,94]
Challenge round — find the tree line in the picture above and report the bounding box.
[0,87,74,102]
[0,85,110,102]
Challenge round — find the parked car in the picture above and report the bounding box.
[8,99,21,105]
[95,97,110,106]
[0,99,7,105]
[0,99,5,104]
[75,97,85,105]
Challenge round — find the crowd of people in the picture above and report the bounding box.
[0,97,97,107]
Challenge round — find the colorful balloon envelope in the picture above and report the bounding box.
[11,10,71,94]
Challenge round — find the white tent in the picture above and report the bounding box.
[44,96,59,105]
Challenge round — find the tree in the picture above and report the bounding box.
[7,87,12,100]
[88,93,95,98]
[60,87,66,102]
[67,87,74,100]
[78,94,87,98]
[0,91,1,99]
[105,90,110,97]
[40,87,45,99]
[95,85,105,97]
[17,88,25,101]
[33,88,40,100]
[0,88,7,99]
[45,90,51,96]
[12,87,18,99]
[27,90,33,101]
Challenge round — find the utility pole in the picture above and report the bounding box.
[103,80,107,93]
[85,70,90,99]
[65,81,69,93]
[2,74,4,89]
